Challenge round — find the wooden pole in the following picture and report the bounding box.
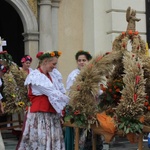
[92,132,96,150]
[74,127,79,150]
[138,134,143,150]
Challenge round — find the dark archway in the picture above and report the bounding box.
[0,0,24,66]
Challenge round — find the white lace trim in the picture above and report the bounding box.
[24,69,53,88]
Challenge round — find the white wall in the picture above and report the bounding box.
[83,0,146,56]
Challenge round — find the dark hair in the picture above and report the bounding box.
[75,50,92,61]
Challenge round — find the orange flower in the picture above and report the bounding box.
[148,106,150,111]
[74,110,80,115]
[58,51,62,56]
[144,101,149,106]
[139,116,144,123]
[128,30,133,35]
[50,52,55,57]
[134,31,139,35]
[116,88,120,92]
[122,31,125,35]
[102,87,106,91]
[109,89,112,92]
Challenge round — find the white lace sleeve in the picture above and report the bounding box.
[50,69,66,94]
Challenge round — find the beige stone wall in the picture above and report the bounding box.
[58,0,83,85]
[27,0,38,18]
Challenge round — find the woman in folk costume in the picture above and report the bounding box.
[17,51,69,150]
[13,55,33,140]
[0,64,8,150]
[20,55,33,75]
[65,50,103,150]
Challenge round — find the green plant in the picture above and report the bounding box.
[64,105,96,127]
[116,117,143,134]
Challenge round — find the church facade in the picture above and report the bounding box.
[0,0,148,82]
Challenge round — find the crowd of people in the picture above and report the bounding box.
[0,50,104,150]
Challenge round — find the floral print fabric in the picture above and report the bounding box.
[18,112,65,150]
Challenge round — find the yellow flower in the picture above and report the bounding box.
[58,51,62,56]
[18,101,25,107]
[11,94,16,98]
[50,52,55,57]
[2,102,6,108]
[8,78,12,82]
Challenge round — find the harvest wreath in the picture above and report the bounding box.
[63,7,150,142]
[0,51,29,114]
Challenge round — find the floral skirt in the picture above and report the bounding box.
[17,112,65,150]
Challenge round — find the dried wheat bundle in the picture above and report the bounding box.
[115,51,146,119]
[2,63,29,114]
[9,63,28,104]
[67,50,123,127]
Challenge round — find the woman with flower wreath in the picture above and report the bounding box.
[65,50,103,150]
[17,51,69,150]
[12,55,33,140]
[20,55,33,75]
[0,64,8,150]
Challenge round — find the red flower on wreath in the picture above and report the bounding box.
[74,110,80,115]
[0,50,7,54]
[36,52,44,58]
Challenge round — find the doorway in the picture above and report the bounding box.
[0,0,24,67]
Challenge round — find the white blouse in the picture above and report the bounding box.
[25,69,69,114]
[66,68,80,91]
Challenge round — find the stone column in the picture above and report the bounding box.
[23,32,39,68]
[39,0,52,51]
[51,0,61,50]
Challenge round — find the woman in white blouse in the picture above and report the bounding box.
[17,51,69,150]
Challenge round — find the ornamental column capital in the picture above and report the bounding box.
[38,0,52,6]
[52,0,61,8]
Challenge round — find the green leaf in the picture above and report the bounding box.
[118,122,124,129]
[64,115,73,122]
[126,128,130,134]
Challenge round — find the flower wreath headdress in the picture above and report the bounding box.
[36,51,62,60]
[21,55,32,63]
